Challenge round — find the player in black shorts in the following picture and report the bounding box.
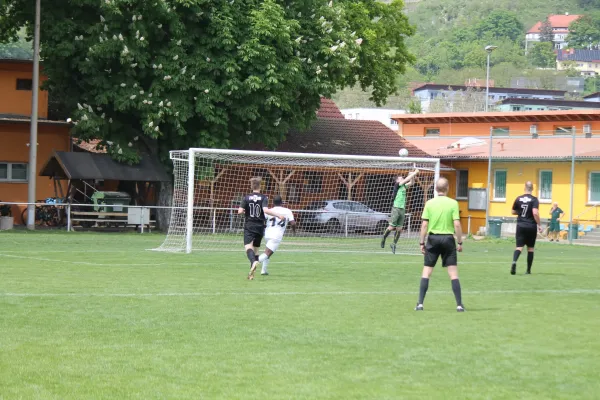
[237,177,284,280]
[510,181,542,275]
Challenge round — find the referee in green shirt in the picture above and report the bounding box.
[415,177,465,312]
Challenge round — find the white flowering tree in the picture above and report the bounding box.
[1,0,414,162]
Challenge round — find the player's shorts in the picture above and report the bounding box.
[265,237,282,253]
[549,221,560,232]
[389,207,405,228]
[516,225,537,248]
[243,225,264,247]
[424,234,457,268]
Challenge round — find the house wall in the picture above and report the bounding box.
[441,160,600,234]
[0,61,49,118]
[0,123,71,223]
[557,60,600,76]
[400,120,600,137]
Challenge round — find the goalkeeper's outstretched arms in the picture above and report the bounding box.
[398,169,420,186]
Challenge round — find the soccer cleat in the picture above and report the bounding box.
[248,261,258,280]
[525,270,531,275]
[390,243,397,254]
[261,272,269,276]
[380,238,386,249]
[510,263,516,275]
[414,303,424,311]
[457,305,465,312]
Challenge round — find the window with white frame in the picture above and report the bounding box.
[539,170,552,201]
[456,170,469,199]
[493,170,507,201]
[0,162,28,182]
[589,172,600,203]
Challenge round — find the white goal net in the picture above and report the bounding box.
[155,148,440,255]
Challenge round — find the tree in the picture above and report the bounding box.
[407,97,422,114]
[528,42,556,68]
[567,14,600,49]
[0,0,415,165]
[539,17,554,44]
[475,10,524,42]
[577,0,600,9]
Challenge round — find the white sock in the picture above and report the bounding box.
[261,258,270,274]
[258,253,269,262]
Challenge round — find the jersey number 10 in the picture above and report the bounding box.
[248,204,262,218]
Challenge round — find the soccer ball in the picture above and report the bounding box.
[398,148,409,157]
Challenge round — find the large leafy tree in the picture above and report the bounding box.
[0,0,415,164]
[475,10,524,43]
[539,17,554,43]
[567,14,600,49]
[528,41,556,68]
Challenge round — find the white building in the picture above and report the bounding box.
[525,13,581,51]
[341,108,405,131]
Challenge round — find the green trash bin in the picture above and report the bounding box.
[569,223,579,240]
[488,219,503,238]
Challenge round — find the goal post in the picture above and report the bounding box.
[155,148,441,255]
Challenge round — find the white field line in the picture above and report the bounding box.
[0,252,588,267]
[0,289,599,297]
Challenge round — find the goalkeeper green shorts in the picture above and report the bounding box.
[389,207,405,228]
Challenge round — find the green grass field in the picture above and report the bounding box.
[1,232,599,400]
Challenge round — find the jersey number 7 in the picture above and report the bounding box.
[521,204,528,217]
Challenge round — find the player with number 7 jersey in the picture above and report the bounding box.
[257,195,296,276]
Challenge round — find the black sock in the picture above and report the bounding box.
[451,279,462,306]
[527,252,534,271]
[393,231,401,244]
[255,255,259,262]
[513,249,522,264]
[383,230,392,239]
[418,278,429,305]
[246,249,256,264]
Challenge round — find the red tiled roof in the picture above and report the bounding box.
[247,118,430,158]
[316,97,345,119]
[528,15,581,33]
[394,110,600,124]
[406,136,600,160]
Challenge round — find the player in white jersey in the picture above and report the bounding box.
[257,195,296,276]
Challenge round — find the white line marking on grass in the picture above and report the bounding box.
[1,289,599,297]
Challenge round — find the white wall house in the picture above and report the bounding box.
[525,13,581,51]
[341,108,405,131]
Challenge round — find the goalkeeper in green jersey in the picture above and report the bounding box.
[381,169,419,254]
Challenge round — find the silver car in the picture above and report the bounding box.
[301,200,390,234]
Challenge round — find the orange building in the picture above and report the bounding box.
[0,58,71,222]
[393,111,600,237]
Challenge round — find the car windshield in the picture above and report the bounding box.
[305,201,327,210]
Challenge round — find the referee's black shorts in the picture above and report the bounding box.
[243,225,264,247]
[516,225,537,248]
[424,234,457,268]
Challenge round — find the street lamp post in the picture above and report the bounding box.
[484,45,497,236]
[484,45,497,112]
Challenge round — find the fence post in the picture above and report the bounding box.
[407,213,412,237]
[212,208,216,234]
[140,207,145,234]
[67,203,71,232]
[345,213,348,238]
[468,215,471,236]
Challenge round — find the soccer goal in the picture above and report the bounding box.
[155,148,440,255]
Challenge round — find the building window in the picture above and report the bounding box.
[0,162,28,182]
[16,79,33,91]
[304,171,323,193]
[456,170,469,200]
[425,127,440,136]
[554,126,574,135]
[493,170,507,201]
[492,127,510,136]
[589,172,600,203]
[539,170,552,202]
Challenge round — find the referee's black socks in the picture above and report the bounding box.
[513,249,522,264]
[451,279,462,306]
[246,249,256,264]
[418,278,429,305]
[527,252,534,272]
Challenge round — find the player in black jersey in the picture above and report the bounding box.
[238,177,284,280]
[510,181,542,275]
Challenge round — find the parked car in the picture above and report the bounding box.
[301,200,389,234]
